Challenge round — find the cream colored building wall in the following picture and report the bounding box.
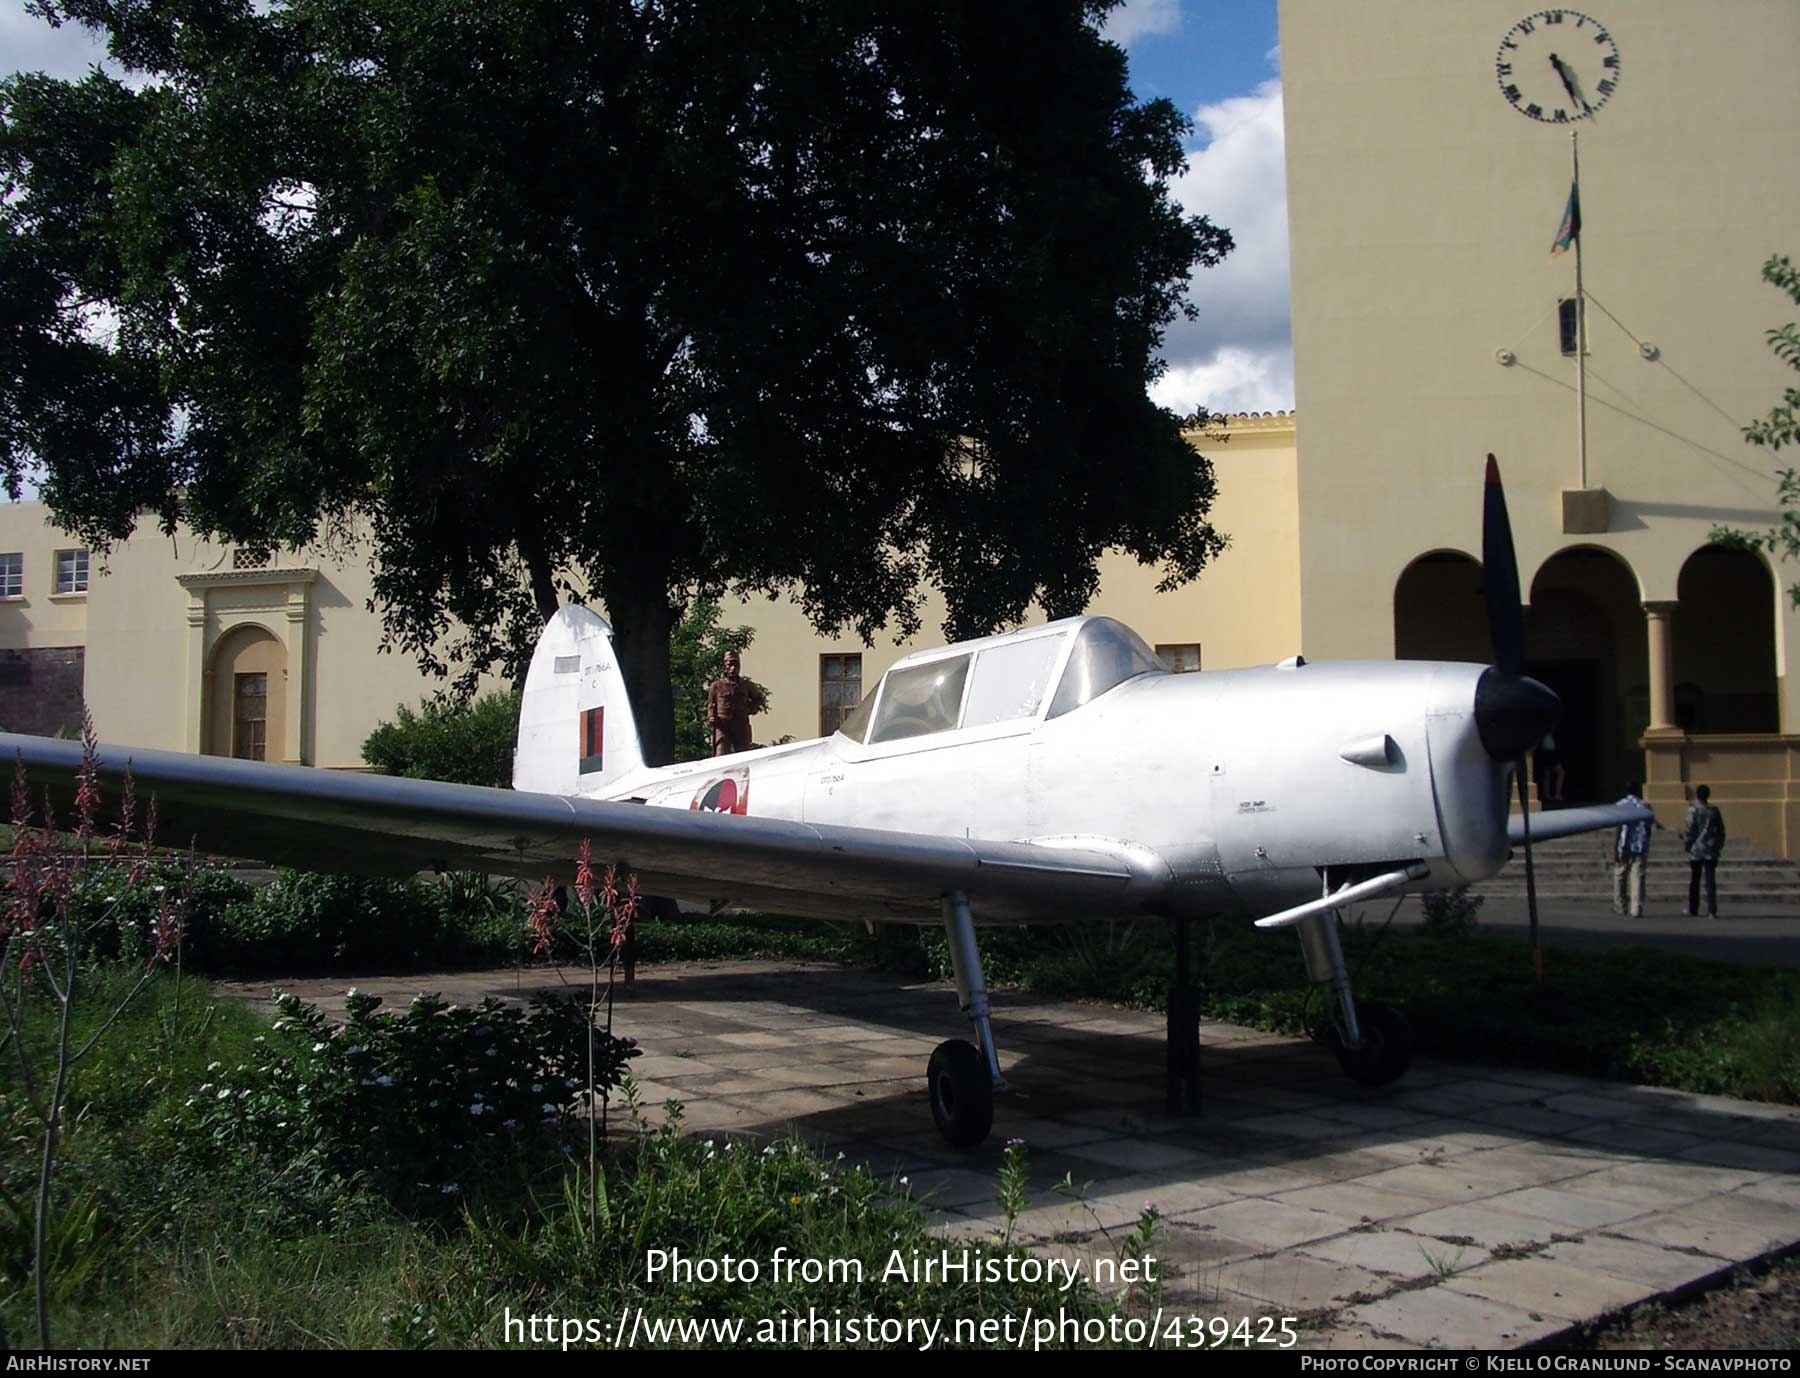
[0,506,506,769]
[0,503,92,650]
[1280,0,1800,719]
[723,416,1302,745]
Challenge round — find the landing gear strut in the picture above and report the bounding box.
[1167,916,1202,1114]
[930,891,1004,1147]
[1296,911,1412,1086]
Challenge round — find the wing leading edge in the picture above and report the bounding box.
[0,734,1173,925]
[1507,802,1652,846]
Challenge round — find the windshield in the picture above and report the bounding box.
[835,686,879,743]
[867,654,971,743]
[1046,618,1166,718]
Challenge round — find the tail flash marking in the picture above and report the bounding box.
[579,706,605,775]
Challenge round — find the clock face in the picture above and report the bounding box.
[1496,9,1621,123]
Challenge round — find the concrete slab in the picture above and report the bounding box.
[236,957,1800,1351]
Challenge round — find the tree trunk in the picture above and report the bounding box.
[514,538,563,696]
[608,584,678,768]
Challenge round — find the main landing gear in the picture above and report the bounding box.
[1295,911,1412,1086]
[929,891,1005,1147]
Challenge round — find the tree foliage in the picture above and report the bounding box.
[2,0,1233,765]
[668,597,771,763]
[361,690,521,788]
[1713,255,1800,603]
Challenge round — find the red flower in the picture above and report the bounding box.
[525,879,560,956]
[575,838,595,908]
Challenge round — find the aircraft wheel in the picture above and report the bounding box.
[1329,1001,1412,1087]
[927,1039,993,1148]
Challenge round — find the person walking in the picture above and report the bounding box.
[1681,784,1726,919]
[1613,782,1653,918]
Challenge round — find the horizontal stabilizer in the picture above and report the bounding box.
[1508,802,1651,845]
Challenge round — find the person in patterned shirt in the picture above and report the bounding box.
[1681,784,1726,919]
[1613,782,1654,918]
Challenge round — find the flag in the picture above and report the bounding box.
[1550,181,1581,257]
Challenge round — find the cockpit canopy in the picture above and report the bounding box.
[836,616,1167,745]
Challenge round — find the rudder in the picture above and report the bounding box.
[513,606,646,795]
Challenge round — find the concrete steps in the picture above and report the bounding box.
[1469,830,1800,904]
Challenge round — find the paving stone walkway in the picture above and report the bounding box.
[229,960,1800,1349]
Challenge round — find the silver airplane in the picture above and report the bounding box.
[3,460,1644,1146]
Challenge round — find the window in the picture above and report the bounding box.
[1558,297,1587,356]
[820,653,864,737]
[1156,643,1202,674]
[868,654,970,744]
[0,554,20,599]
[962,632,1067,729]
[1046,618,1166,719]
[54,549,89,594]
[233,672,268,760]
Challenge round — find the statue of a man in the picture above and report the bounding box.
[706,650,753,756]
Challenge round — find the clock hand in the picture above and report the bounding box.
[1549,53,1592,113]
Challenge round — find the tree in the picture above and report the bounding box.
[362,689,522,788]
[668,597,771,763]
[2,0,1232,766]
[1713,255,1800,600]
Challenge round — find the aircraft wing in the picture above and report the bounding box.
[1508,802,1652,846]
[0,734,1173,925]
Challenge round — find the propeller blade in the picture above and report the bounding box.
[1483,454,1525,678]
[1517,755,1543,984]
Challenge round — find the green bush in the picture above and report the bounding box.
[177,988,635,1212]
[1420,886,1483,937]
[363,690,521,788]
[73,860,252,968]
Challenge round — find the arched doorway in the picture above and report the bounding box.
[207,624,287,761]
[1527,548,1645,805]
[1674,547,1778,734]
[1393,551,1492,663]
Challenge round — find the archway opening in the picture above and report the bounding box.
[207,624,287,761]
[1674,546,1778,734]
[1527,548,1645,806]
[1393,551,1492,663]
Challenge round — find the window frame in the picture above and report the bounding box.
[818,651,865,739]
[232,670,269,761]
[1155,642,1202,674]
[0,553,21,600]
[52,548,89,596]
[846,625,1077,759]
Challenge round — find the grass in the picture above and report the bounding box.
[0,966,1112,1349]
[632,909,1800,1106]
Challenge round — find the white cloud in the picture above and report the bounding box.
[1102,0,1181,47]
[1159,77,1294,415]
[2,8,112,81]
[1151,347,1293,418]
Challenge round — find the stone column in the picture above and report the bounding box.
[1643,601,1681,736]
[283,584,311,765]
[183,597,207,754]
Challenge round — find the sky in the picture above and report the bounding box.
[3,0,1294,417]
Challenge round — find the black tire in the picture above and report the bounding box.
[1328,1000,1413,1087]
[927,1039,994,1148]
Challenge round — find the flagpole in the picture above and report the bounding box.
[1572,130,1588,490]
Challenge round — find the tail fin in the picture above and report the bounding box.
[513,606,645,795]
